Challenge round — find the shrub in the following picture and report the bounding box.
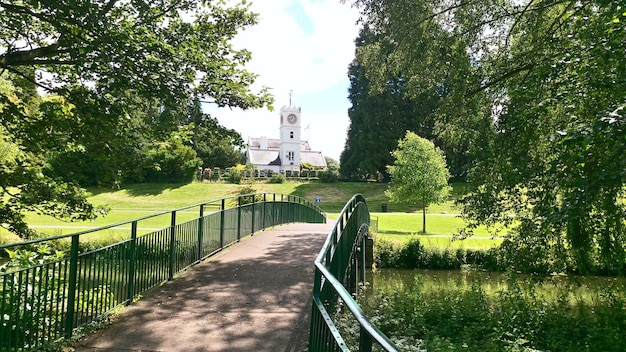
[318,170,339,183]
[374,238,402,268]
[374,238,502,271]
[225,169,242,184]
[233,186,257,205]
[268,173,286,184]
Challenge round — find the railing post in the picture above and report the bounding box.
[273,194,277,226]
[280,194,284,224]
[262,193,267,230]
[237,196,242,241]
[287,195,291,223]
[197,204,204,261]
[126,221,138,304]
[64,234,80,339]
[359,327,373,352]
[251,194,256,235]
[361,232,367,284]
[169,210,176,280]
[220,198,225,248]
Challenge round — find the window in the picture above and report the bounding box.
[287,151,294,161]
[290,131,294,139]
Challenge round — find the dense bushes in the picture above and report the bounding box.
[374,238,502,272]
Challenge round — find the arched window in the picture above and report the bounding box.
[290,131,294,139]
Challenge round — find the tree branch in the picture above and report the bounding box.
[0,42,62,67]
[464,63,535,97]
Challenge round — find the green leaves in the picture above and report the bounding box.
[0,1,273,239]
[386,132,451,232]
[352,0,626,272]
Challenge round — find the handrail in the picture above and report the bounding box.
[0,192,324,251]
[0,193,325,351]
[309,194,399,351]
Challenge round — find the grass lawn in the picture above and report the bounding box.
[372,213,503,249]
[1,181,500,249]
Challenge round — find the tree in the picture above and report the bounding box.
[351,0,626,273]
[0,1,273,238]
[341,26,468,181]
[386,131,451,233]
[186,96,246,169]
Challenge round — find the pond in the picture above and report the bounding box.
[366,269,626,301]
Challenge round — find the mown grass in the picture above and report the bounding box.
[373,213,503,249]
[2,181,473,244]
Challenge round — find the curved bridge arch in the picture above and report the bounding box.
[309,194,399,351]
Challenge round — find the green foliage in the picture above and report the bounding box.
[1,247,67,349]
[318,170,339,183]
[187,96,245,169]
[143,129,202,183]
[360,273,626,351]
[268,173,286,184]
[340,31,448,181]
[351,0,626,272]
[374,238,502,271]
[233,186,257,205]
[386,132,451,232]
[224,169,242,184]
[0,1,273,239]
[324,156,340,173]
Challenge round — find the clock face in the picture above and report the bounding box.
[287,114,297,124]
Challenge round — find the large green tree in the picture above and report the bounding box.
[186,96,245,169]
[351,0,626,273]
[386,131,451,233]
[341,27,441,181]
[0,0,272,238]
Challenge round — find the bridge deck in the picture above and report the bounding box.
[75,222,333,352]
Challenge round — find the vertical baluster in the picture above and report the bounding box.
[220,199,225,248]
[64,235,79,339]
[198,204,204,261]
[127,221,137,304]
[169,211,176,280]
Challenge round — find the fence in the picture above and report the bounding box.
[0,193,325,351]
[309,194,398,351]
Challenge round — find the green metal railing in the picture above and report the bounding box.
[309,194,399,351]
[0,193,325,351]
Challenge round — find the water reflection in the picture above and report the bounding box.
[366,269,626,303]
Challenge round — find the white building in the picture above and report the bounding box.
[246,105,327,174]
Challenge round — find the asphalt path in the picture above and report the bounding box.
[74,222,334,352]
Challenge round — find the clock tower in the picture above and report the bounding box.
[279,103,301,172]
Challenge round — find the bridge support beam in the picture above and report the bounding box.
[364,236,374,269]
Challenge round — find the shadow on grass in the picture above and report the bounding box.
[122,182,188,196]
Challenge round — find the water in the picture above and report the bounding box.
[365,268,626,302]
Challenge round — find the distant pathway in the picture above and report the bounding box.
[75,222,334,352]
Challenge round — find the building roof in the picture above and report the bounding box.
[248,149,280,166]
[301,151,327,168]
[248,137,313,151]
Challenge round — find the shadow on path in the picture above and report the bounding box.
[75,222,333,352]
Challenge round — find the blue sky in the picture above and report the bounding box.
[205,0,360,161]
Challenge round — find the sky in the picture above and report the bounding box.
[204,0,361,161]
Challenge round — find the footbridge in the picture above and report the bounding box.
[0,194,399,351]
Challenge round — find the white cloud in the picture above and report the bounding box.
[208,0,360,161]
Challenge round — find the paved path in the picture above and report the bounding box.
[75,222,334,352]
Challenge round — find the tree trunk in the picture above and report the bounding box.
[422,197,426,233]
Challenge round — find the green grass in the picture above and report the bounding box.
[373,213,503,249]
[2,181,489,247]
